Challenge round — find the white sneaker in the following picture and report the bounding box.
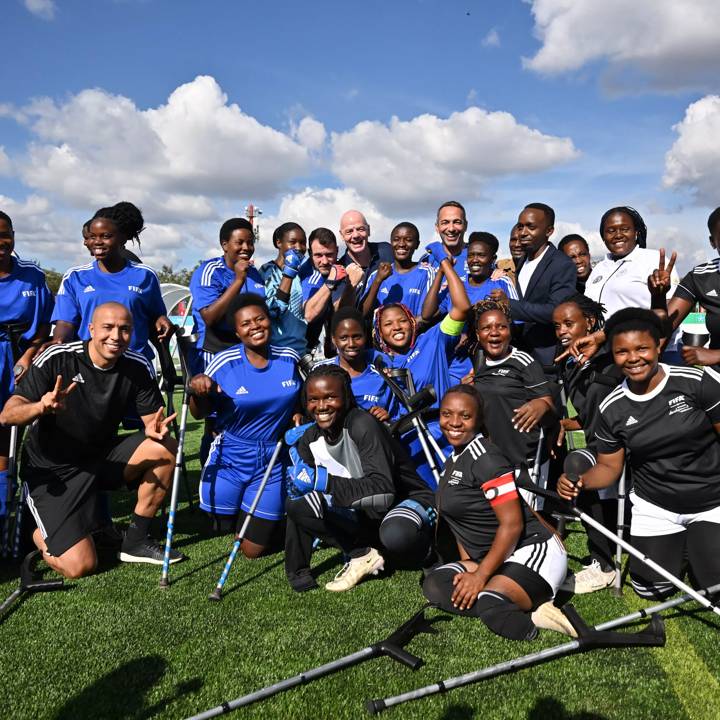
[531,602,578,638]
[561,559,616,595]
[325,548,385,592]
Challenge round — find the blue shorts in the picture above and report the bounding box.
[199,432,285,520]
[0,340,15,409]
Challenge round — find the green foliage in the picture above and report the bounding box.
[157,264,197,287]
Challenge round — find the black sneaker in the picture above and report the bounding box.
[92,524,124,551]
[118,537,186,565]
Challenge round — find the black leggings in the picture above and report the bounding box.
[630,521,720,600]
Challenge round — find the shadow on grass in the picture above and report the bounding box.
[222,557,284,597]
[52,655,202,720]
[527,697,607,720]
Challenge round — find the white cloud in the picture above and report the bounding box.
[663,95,720,206]
[24,0,56,21]
[291,116,327,153]
[11,75,310,220]
[250,186,400,266]
[553,220,605,258]
[330,107,578,214]
[481,29,500,48]
[524,0,720,91]
[0,147,11,175]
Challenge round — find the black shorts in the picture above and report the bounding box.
[23,431,147,556]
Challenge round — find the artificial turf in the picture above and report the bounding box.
[1,414,719,720]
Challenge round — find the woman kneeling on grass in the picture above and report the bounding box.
[422,385,574,639]
[284,364,436,593]
[189,293,301,558]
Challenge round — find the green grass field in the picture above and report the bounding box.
[1,414,719,720]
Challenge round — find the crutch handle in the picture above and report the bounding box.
[379,643,423,670]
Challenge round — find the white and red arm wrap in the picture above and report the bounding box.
[481,472,518,507]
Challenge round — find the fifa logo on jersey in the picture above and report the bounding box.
[21,290,36,297]
[407,350,420,363]
[668,394,691,415]
[408,288,421,295]
[128,285,144,294]
[494,368,510,376]
[362,394,380,403]
[448,469,463,485]
[281,380,297,388]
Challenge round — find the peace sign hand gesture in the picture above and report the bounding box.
[39,375,77,415]
[144,407,177,441]
[647,247,677,296]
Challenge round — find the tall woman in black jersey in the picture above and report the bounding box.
[553,294,620,593]
[470,298,557,499]
[423,386,572,640]
[558,308,720,600]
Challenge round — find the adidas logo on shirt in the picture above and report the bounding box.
[708,289,718,297]
[72,373,85,384]
[235,386,249,395]
[83,285,96,293]
[625,416,638,426]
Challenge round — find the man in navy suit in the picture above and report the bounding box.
[492,203,576,369]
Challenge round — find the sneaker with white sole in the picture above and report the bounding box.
[561,559,616,594]
[531,602,578,637]
[324,548,384,592]
[118,537,186,565]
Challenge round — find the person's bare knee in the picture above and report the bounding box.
[47,537,97,579]
[240,539,265,559]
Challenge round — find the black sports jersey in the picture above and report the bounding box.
[15,341,162,466]
[596,364,720,513]
[473,347,551,465]
[675,258,720,347]
[436,434,550,561]
[297,407,433,513]
[561,353,622,452]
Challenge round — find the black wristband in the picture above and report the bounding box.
[276,288,291,304]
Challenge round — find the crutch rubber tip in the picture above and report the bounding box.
[366,699,385,715]
[208,589,223,602]
[159,578,169,589]
[611,587,623,597]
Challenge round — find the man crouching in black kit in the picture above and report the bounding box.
[0,302,184,579]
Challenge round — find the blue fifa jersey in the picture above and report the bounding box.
[317,351,400,419]
[0,257,54,404]
[365,264,434,316]
[376,322,458,407]
[259,260,307,356]
[52,260,165,360]
[439,275,517,314]
[0,257,54,351]
[189,257,266,350]
[300,270,346,305]
[421,242,468,282]
[205,343,301,441]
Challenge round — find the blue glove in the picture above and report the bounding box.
[426,243,449,267]
[284,422,314,447]
[395,498,437,527]
[282,249,303,279]
[289,446,328,495]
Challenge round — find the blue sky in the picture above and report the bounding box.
[2,0,720,273]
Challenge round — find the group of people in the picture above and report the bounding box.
[1,197,720,643]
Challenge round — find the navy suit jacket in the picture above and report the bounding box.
[509,242,577,368]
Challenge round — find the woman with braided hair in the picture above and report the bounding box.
[553,294,622,593]
[372,251,471,487]
[470,297,557,500]
[52,201,172,361]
